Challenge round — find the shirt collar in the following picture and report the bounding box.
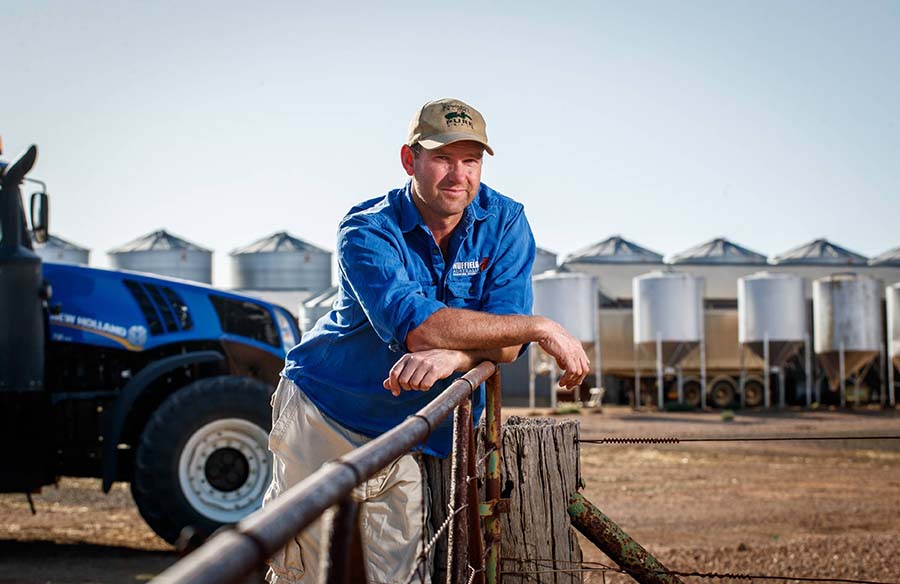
[398,181,490,233]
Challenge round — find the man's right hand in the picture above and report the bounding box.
[536,318,591,389]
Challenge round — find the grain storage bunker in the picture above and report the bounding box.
[633,271,705,409]
[813,274,882,406]
[230,231,331,293]
[34,233,90,265]
[532,271,600,409]
[109,229,212,283]
[738,272,810,408]
[533,247,558,275]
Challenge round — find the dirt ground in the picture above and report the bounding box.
[1,406,898,584]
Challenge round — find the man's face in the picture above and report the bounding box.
[401,140,484,223]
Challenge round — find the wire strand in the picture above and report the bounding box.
[579,434,900,445]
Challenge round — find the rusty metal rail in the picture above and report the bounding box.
[152,361,499,584]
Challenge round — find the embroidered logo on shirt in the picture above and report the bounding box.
[452,257,489,277]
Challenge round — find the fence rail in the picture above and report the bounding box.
[152,360,499,584]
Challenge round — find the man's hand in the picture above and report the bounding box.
[537,319,591,389]
[383,349,470,396]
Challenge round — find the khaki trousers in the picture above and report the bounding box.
[264,377,431,584]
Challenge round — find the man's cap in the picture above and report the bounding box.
[406,98,494,156]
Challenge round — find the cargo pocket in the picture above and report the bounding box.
[268,381,299,455]
[265,536,306,582]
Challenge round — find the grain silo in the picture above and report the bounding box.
[870,246,900,267]
[531,271,600,409]
[671,237,768,266]
[231,232,331,293]
[533,247,558,275]
[772,239,868,266]
[299,286,339,334]
[813,274,882,406]
[738,272,810,408]
[34,233,90,265]
[633,271,705,409]
[888,282,900,407]
[109,229,212,283]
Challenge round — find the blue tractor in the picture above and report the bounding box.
[0,145,299,544]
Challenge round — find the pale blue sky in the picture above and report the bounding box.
[4,1,899,286]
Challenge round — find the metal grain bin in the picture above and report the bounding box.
[738,272,806,365]
[109,229,212,283]
[231,232,331,292]
[533,247,558,275]
[772,239,868,266]
[34,233,90,265]
[299,286,339,334]
[672,237,767,265]
[813,274,882,391]
[887,282,900,406]
[532,271,598,343]
[633,271,703,367]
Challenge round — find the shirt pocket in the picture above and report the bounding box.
[446,277,484,309]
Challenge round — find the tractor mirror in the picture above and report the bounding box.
[31,192,49,243]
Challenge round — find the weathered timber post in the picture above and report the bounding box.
[427,416,582,583]
[495,416,582,583]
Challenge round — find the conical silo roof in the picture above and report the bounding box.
[35,233,90,252]
[771,238,867,266]
[563,235,664,265]
[671,237,767,265]
[109,229,211,253]
[231,231,330,255]
[869,245,900,266]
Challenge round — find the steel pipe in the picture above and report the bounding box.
[154,361,497,584]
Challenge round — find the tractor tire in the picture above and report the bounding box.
[131,375,273,544]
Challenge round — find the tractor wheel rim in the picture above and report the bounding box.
[178,418,270,523]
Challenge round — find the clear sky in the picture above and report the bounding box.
[4,1,899,287]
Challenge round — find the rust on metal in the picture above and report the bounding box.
[465,400,485,584]
[478,499,510,516]
[447,397,472,583]
[153,361,497,584]
[320,497,367,584]
[568,492,683,584]
[483,369,503,584]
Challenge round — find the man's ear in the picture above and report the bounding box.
[400,145,416,177]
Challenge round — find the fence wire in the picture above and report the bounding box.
[502,557,900,584]
[579,434,900,445]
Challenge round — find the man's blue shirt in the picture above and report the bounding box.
[282,182,535,457]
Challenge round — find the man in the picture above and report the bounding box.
[264,98,589,583]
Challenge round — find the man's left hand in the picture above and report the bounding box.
[383,349,470,396]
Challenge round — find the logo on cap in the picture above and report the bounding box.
[443,105,475,129]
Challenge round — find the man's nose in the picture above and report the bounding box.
[447,161,468,183]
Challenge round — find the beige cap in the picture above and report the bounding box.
[406,98,494,156]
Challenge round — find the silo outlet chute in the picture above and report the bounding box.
[813,274,883,406]
[738,272,810,408]
[633,271,705,410]
[531,271,601,410]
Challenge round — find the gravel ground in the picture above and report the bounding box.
[1,406,898,583]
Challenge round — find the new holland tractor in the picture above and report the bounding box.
[0,145,299,544]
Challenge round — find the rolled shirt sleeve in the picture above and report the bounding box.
[338,216,446,351]
[479,205,535,317]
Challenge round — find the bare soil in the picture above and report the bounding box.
[1,406,898,583]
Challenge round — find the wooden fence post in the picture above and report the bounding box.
[426,416,582,583]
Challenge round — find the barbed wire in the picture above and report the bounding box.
[579,434,900,445]
[502,556,900,584]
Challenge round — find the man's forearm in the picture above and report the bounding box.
[407,308,548,353]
